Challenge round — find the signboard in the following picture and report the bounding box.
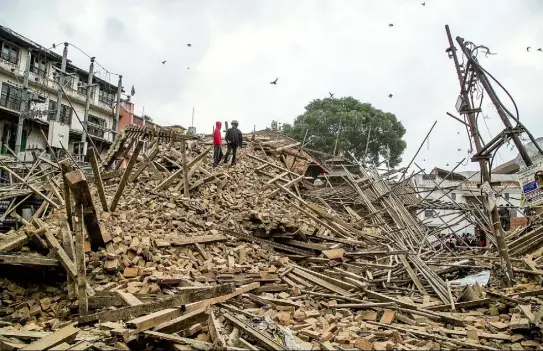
[517,161,543,206]
[47,121,69,149]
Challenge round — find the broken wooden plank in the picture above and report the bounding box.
[223,313,285,350]
[130,146,159,182]
[65,170,111,250]
[144,331,213,351]
[88,147,108,212]
[185,283,260,313]
[292,267,351,296]
[154,308,206,334]
[208,309,227,350]
[74,203,88,316]
[0,329,51,340]
[155,147,212,190]
[78,284,233,324]
[171,234,228,246]
[20,324,79,351]
[117,292,143,306]
[110,140,144,211]
[0,254,59,267]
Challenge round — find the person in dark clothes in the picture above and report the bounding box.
[498,205,507,230]
[224,120,243,165]
[504,204,511,231]
[213,121,223,167]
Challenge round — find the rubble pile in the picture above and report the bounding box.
[1,125,543,350]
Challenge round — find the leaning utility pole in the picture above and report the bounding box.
[445,25,514,286]
[54,43,69,124]
[456,37,533,167]
[81,57,95,157]
[15,49,32,154]
[113,75,122,138]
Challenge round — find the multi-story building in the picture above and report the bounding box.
[413,138,543,236]
[0,25,119,160]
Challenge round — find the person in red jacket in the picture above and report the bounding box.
[213,121,223,167]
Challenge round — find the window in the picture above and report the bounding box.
[504,193,510,200]
[422,174,436,180]
[30,55,47,78]
[87,115,106,138]
[48,100,72,126]
[450,193,456,201]
[98,86,115,105]
[424,209,435,218]
[0,41,19,64]
[0,83,22,110]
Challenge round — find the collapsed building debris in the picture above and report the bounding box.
[0,124,543,350]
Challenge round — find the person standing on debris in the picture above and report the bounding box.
[224,120,243,165]
[213,121,223,167]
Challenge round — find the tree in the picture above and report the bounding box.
[282,97,407,167]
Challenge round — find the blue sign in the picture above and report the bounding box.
[523,181,538,193]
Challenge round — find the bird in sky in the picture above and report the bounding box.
[527,46,531,52]
[329,92,334,98]
[538,48,542,52]
[187,43,192,47]
[446,163,450,166]
[162,60,167,64]
[388,94,393,98]
[457,148,462,151]
[389,23,394,27]
[187,67,190,70]
[270,78,278,85]
[421,2,426,5]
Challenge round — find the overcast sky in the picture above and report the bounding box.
[1,0,542,171]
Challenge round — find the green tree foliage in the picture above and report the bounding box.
[282,97,407,167]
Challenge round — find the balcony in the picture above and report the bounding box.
[0,58,19,75]
[0,96,20,112]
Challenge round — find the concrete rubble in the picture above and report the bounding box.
[0,124,543,350]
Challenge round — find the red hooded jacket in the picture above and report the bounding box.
[213,121,222,145]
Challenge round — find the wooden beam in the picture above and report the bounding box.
[0,254,59,267]
[154,308,206,334]
[184,283,260,313]
[60,161,74,230]
[399,255,428,295]
[60,219,76,298]
[0,162,59,209]
[155,147,212,190]
[208,309,226,350]
[20,324,79,351]
[88,147,108,212]
[130,146,159,182]
[171,234,228,246]
[223,313,285,350]
[78,284,234,324]
[65,170,111,250]
[110,140,144,211]
[125,308,184,333]
[181,140,190,197]
[74,204,88,316]
[144,331,214,351]
[117,292,143,306]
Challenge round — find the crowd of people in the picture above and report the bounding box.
[444,228,487,250]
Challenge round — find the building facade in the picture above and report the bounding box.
[413,168,524,236]
[0,25,118,160]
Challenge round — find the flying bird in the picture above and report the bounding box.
[270,78,278,85]
[187,67,190,70]
[329,92,334,98]
[389,23,394,27]
[527,46,531,52]
[187,43,192,47]
[388,94,393,98]
[162,60,167,64]
[538,48,542,52]
[52,43,56,49]
[457,148,462,151]
[446,163,450,166]
[421,2,426,5]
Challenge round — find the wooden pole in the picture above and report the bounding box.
[110,140,144,211]
[74,204,88,315]
[181,139,190,197]
[88,147,108,212]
